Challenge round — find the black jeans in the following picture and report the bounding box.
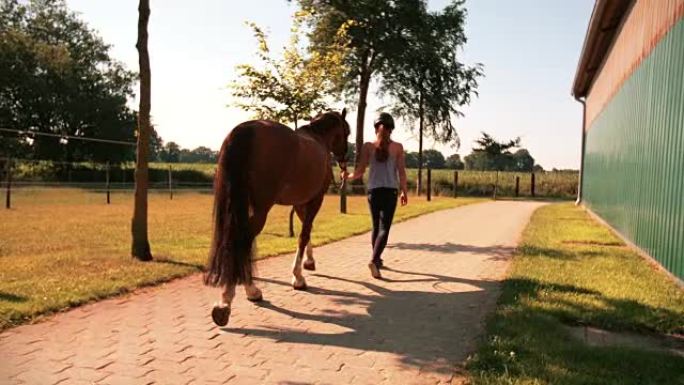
[368,187,398,266]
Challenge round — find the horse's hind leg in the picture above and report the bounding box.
[244,209,269,302]
[212,283,236,327]
[244,238,263,302]
[303,242,315,271]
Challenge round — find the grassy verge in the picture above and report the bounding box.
[0,188,485,330]
[467,203,684,385]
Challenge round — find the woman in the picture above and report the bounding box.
[342,112,408,279]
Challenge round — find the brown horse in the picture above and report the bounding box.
[205,109,350,326]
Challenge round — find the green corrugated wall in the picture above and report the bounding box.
[583,18,684,281]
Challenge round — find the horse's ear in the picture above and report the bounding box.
[341,108,347,119]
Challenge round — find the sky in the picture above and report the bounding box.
[65,0,594,170]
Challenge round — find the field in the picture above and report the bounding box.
[467,204,684,385]
[0,188,485,330]
[8,160,579,199]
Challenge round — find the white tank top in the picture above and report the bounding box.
[367,148,399,190]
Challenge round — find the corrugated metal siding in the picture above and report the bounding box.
[586,0,684,127]
[583,18,684,281]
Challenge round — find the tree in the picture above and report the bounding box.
[230,15,349,128]
[464,151,492,171]
[445,153,464,170]
[232,15,349,238]
[179,146,217,163]
[512,149,534,172]
[131,0,152,261]
[464,132,534,171]
[159,141,181,162]
[381,1,482,193]
[404,152,420,169]
[422,149,446,169]
[0,0,137,163]
[295,0,425,162]
[148,126,163,161]
[345,142,355,165]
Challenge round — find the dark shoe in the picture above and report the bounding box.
[368,262,382,279]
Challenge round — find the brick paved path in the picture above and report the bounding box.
[0,201,543,385]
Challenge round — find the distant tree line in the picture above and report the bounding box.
[149,136,218,164]
[344,132,546,172]
[463,132,544,172]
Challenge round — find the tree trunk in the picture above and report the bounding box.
[131,0,152,261]
[290,112,297,236]
[417,91,424,196]
[355,66,371,164]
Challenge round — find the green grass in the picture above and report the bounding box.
[0,188,485,330]
[467,203,684,385]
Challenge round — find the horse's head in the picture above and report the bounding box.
[310,108,350,168]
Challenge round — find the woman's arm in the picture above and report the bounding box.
[396,143,408,205]
[345,143,370,181]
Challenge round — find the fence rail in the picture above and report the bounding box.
[1,158,579,209]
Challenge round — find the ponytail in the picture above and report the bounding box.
[374,129,391,162]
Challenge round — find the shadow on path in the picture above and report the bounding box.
[387,242,514,261]
[239,270,502,375]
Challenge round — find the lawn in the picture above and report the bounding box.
[0,188,485,330]
[467,203,684,385]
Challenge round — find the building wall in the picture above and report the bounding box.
[583,5,684,281]
[586,0,684,127]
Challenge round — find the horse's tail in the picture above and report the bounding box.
[204,126,255,287]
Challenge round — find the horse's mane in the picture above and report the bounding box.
[299,111,342,136]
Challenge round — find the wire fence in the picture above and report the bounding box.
[1,157,579,209]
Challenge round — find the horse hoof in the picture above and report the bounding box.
[303,260,316,271]
[247,294,263,303]
[292,278,308,291]
[293,283,308,291]
[211,305,231,326]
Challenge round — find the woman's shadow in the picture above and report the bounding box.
[225,270,500,375]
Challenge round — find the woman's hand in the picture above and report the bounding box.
[340,170,351,181]
[400,191,408,206]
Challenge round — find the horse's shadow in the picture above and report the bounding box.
[227,270,501,375]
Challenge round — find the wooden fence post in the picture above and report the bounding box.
[531,172,536,197]
[106,161,111,204]
[168,165,173,200]
[340,179,347,214]
[515,175,520,197]
[493,171,499,200]
[453,171,459,198]
[5,157,11,209]
[427,168,432,201]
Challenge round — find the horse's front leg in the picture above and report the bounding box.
[292,194,323,290]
